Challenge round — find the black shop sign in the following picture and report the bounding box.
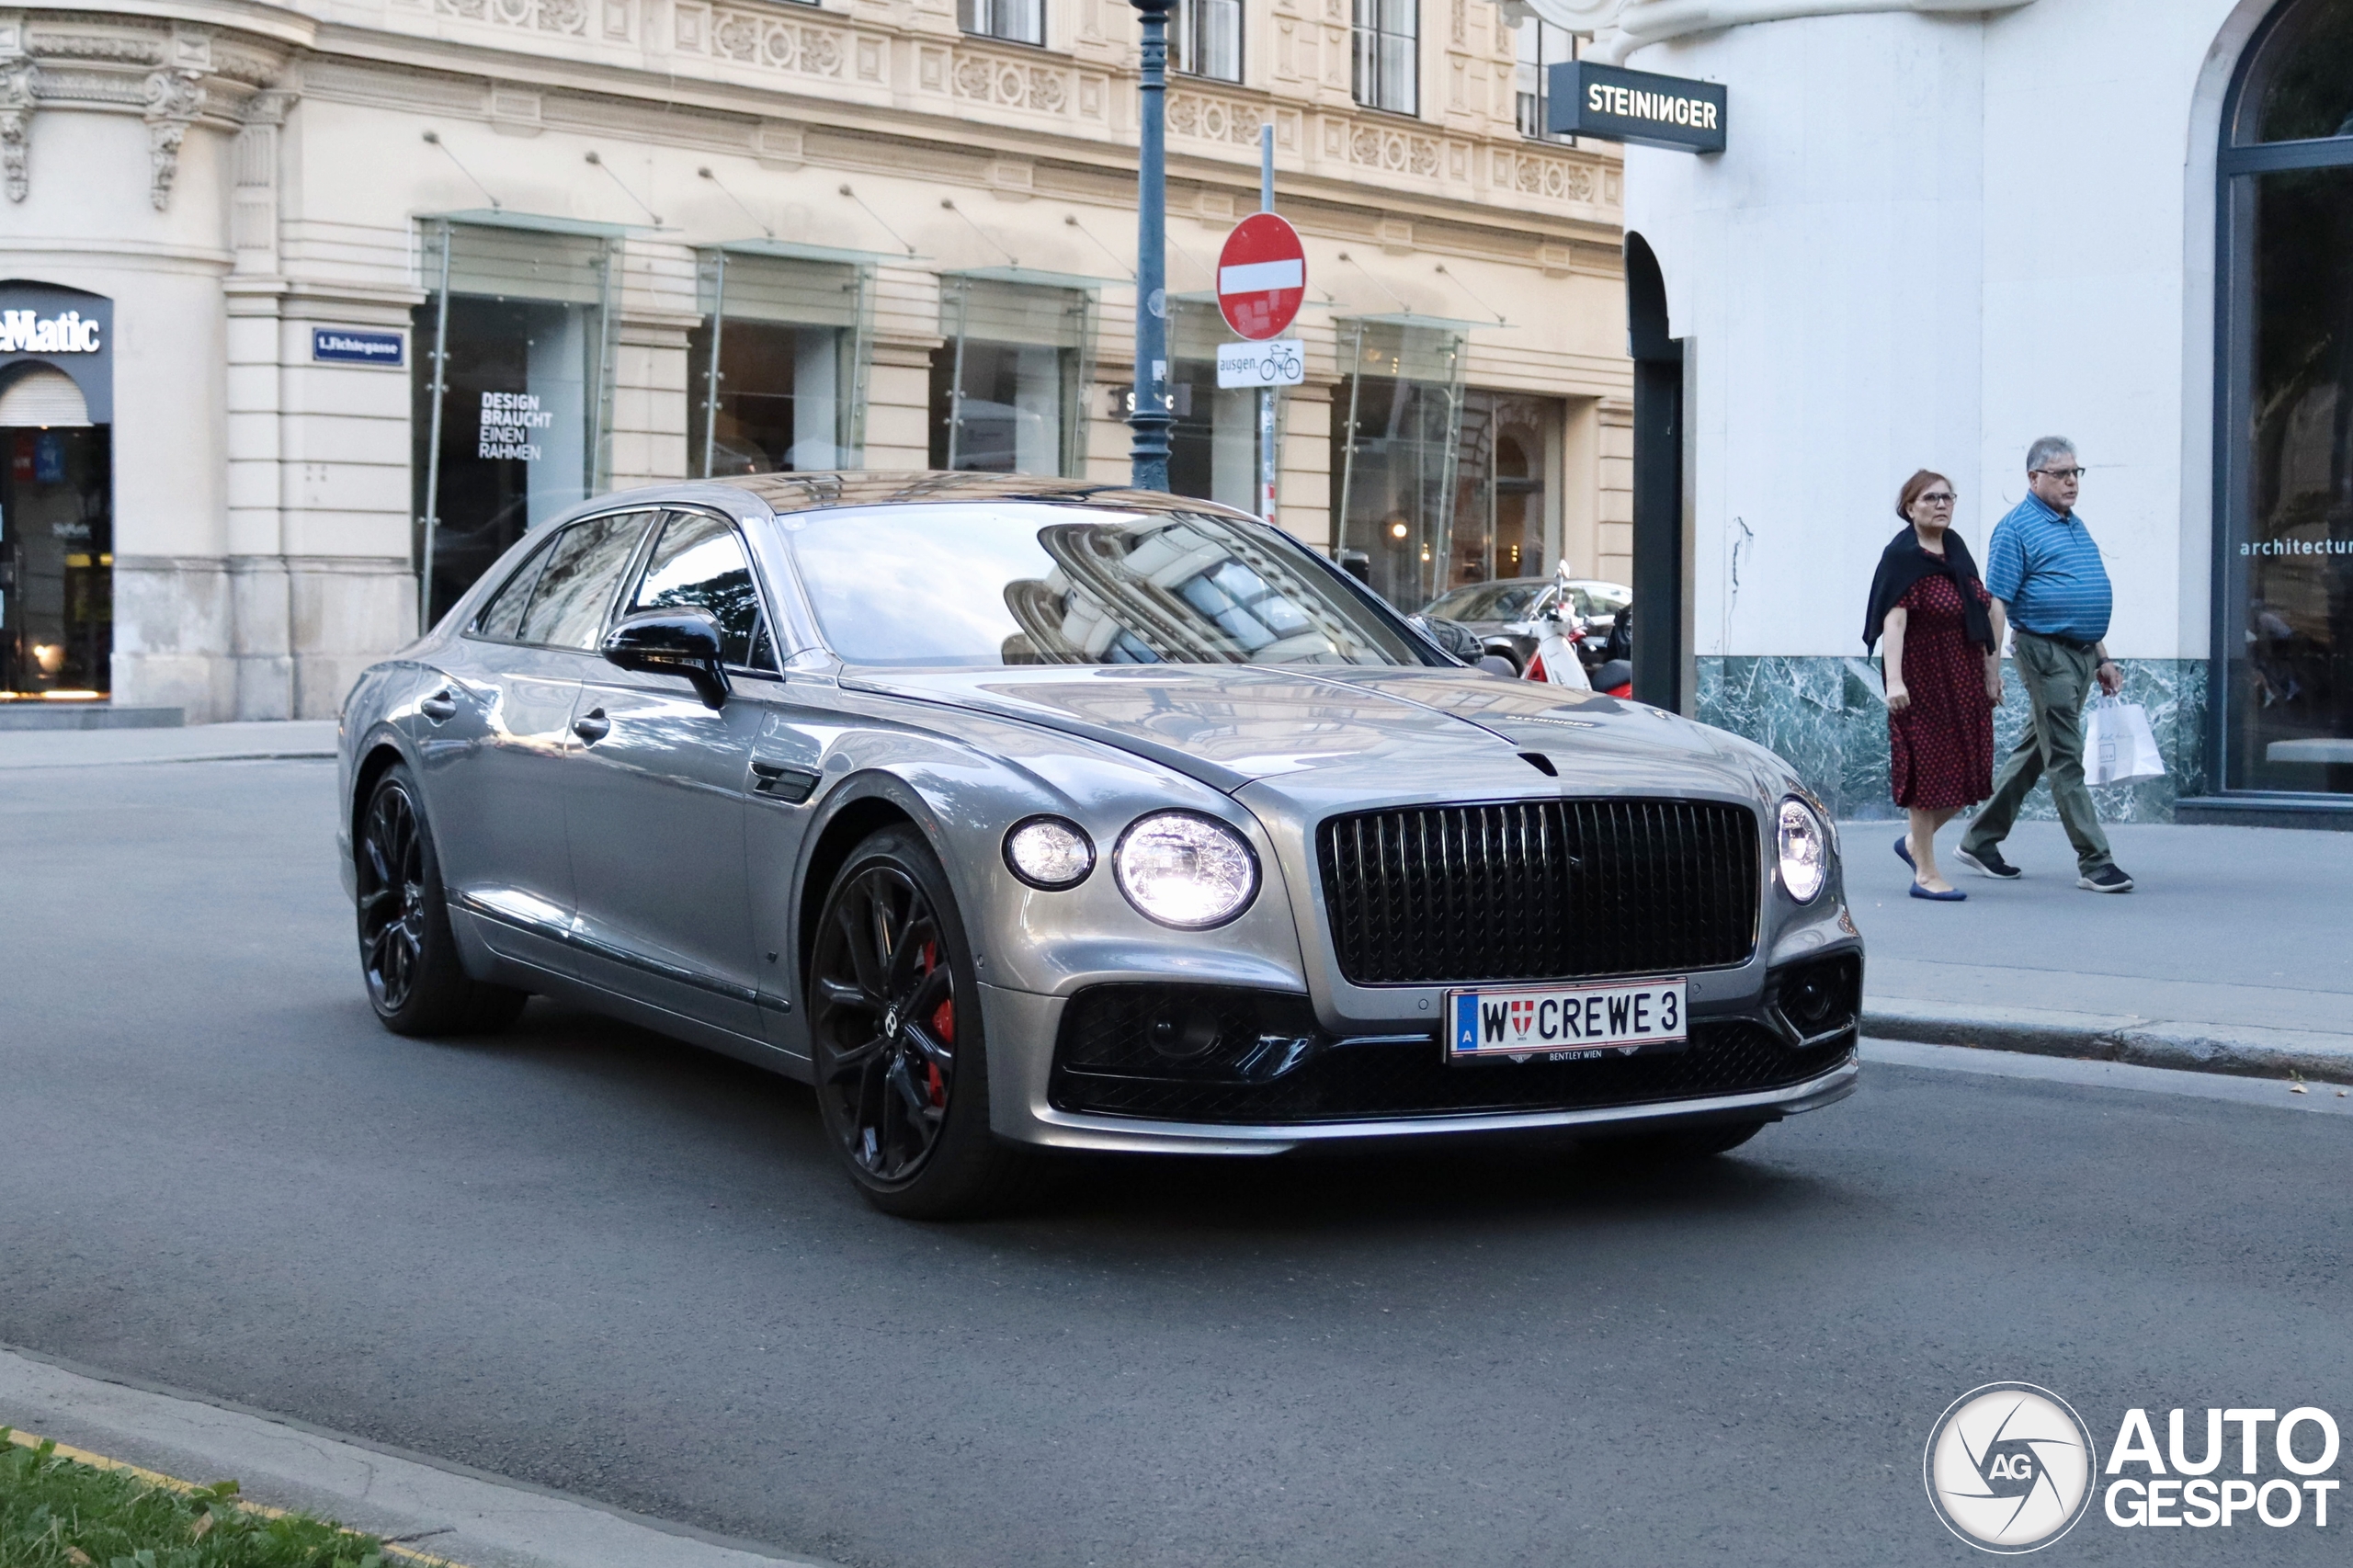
[1548,62,1727,154]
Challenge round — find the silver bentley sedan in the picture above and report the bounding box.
[337,473,1860,1217]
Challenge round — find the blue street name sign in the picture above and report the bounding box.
[312,327,405,366]
[1547,62,1726,154]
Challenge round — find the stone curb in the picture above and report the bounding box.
[1864,999,2353,1088]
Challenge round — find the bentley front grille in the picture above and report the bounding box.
[1315,799,1761,987]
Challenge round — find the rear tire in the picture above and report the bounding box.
[355,764,528,1038]
[808,825,1032,1220]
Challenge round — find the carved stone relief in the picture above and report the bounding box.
[142,64,203,210]
[0,61,33,201]
[1166,88,1264,145]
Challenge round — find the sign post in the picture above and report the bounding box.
[1127,0,1174,491]
[1215,172,1305,523]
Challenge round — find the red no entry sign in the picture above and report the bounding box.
[1217,213,1306,341]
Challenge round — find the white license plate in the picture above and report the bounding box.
[1446,978,1688,1062]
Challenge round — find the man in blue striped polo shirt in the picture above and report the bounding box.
[1955,437,2134,892]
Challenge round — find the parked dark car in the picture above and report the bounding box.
[337,474,1859,1218]
[1423,578,1631,674]
[1419,578,1552,671]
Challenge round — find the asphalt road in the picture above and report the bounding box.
[4,757,2349,1566]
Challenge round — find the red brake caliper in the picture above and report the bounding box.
[921,940,952,1106]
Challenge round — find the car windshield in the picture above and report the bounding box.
[784,504,1429,667]
[1423,582,1543,621]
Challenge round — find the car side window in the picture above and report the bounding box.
[472,536,555,642]
[624,512,771,671]
[517,512,654,651]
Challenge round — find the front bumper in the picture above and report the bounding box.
[978,970,1860,1156]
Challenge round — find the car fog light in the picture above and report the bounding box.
[1778,797,1828,904]
[1149,1006,1223,1060]
[1114,812,1259,929]
[1004,816,1095,889]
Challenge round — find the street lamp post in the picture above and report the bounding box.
[1128,0,1172,492]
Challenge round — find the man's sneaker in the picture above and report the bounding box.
[1954,846,2021,880]
[2078,865,2134,893]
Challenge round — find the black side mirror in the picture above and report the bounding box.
[603,608,730,708]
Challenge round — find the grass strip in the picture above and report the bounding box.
[0,1426,459,1567]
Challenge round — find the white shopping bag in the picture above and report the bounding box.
[2085,698,2166,786]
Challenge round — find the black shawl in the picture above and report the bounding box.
[1863,527,1995,654]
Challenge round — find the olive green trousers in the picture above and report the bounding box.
[1960,631,2116,874]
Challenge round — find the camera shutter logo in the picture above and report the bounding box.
[1925,1383,2098,1553]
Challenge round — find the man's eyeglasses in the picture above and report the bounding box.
[1918,492,1957,505]
[2033,467,2086,482]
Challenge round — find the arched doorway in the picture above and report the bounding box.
[2218,0,2353,798]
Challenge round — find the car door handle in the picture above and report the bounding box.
[750,758,820,803]
[419,689,458,722]
[573,709,611,744]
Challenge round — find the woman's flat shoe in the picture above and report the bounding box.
[1894,835,1915,870]
[1909,883,1967,902]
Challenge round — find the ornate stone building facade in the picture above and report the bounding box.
[0,0,1631,719]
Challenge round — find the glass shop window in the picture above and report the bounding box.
[688,253,867,478]
[1352,0,1417,116]
[1447,391,1560,592]
[0,421,112,698]
[2219,0,2353,795]
[1175,0,1242,82]
[1167,297,1260,515]
[961,0,1044,46]
[1332,321,1467,608]
[930,277,1096,478]
[413,223,616,629]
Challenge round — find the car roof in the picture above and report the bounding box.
[731,471,1255,518]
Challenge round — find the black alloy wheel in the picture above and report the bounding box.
[809,826,1027,1218]
[355,764,526,1038]
[358,778,428,1014]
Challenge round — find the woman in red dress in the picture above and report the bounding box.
[1864,471,2007,901]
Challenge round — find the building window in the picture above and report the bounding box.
[1168,299,1260,513]
[2218,0,2353,799]
[1332,320,1465,608]
[930,276,1096,478]
[412,222,619,630]
[689,251,870,477]
[960,0,1043,46]
[1175,0,1242,82]
[1515,17,1575,142]
[1351,0,1416,116]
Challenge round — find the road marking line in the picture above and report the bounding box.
[3,1426,469,1567]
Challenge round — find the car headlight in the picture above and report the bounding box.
[1114,812,1259,928]
[1004,816,1095,890]
[1778,796,1829,904]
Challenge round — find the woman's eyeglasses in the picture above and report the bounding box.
[1918,492,1957,506]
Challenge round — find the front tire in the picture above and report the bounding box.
[808,825,1029,1219]
[355,764,527,1038]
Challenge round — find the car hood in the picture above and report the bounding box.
[839,665,1786,805]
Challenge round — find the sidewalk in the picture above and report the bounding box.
[1850,817,2353,1086]
[0,718,338,769]
[0,1346,827,1568]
